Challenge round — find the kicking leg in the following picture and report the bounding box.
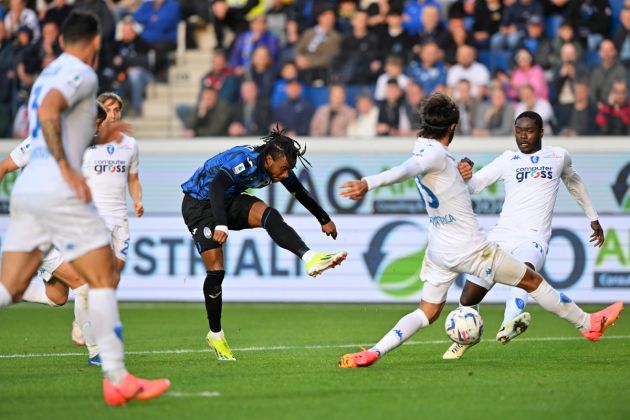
[249,202,346,277]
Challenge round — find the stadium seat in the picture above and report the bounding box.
[344,85,374,107]
[584,50,601,66]
[303,85,330,108]
[545,15,563,39]
[610,0,624,36]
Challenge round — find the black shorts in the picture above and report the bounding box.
[181,193,262,253]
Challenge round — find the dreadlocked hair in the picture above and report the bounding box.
[255,125,311,169]
[417,93,460,139]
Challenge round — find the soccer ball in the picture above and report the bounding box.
[445,307,484,345]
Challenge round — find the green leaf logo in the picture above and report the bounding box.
[377,245,426,297]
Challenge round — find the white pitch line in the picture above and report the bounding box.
[166,391,220,398]
[1,335,629,360]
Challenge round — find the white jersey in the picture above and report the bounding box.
[364,137,487,267]
[9,137,33,168]
[468,146,598,246]
[82,134,139,220]
[11,53,97,198]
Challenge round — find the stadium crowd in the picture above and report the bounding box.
[1,0,629,139]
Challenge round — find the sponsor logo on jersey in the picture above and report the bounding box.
[93,159,127,174]
[232,163,246,174]
[515,166,553,182]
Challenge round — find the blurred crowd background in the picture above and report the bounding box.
[1,0,629,139]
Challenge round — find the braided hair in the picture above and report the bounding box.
[255,125,311,169]
[417,93,460,140]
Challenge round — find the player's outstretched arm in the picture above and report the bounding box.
[339,179,368,201]
[281,172,336,239]
[465,154,504,194]
[560,152,599,226]
[208,170,233,244]
[128,173,144,217]
[94,120,132,145]
[589,220,605,248]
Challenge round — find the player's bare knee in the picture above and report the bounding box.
[419,301,444,324]
[459,283,486,307]
[517,268,542,293]
[48,293,68,306]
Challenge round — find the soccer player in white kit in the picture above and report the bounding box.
[0,11,169,404]
[337,93,623,368]
[84,92,143,281]
[442,110,605,360]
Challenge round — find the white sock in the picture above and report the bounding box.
[301,250,315,262]
[88,288,127,382]
[72,285,98,357]
[0,283,12,308]
[503,287,529,326]
[372,308,430,356]
[22,281,58,307]
[209,330,224,340]
[529,280,589,329]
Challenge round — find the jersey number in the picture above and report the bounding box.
[30,85,44,138]
[415,178,440,209]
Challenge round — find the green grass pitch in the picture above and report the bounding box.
[1,302,629,420]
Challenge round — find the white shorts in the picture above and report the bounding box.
[37,246,65,282]
[4,193,111,262]
[102,217,130,262]
[420,242,527,304]
[467,239,547,290]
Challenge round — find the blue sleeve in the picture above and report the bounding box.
[229,35,245,68]
[133,3,151,25]
[153,1,180,36]
[219,152,250,184]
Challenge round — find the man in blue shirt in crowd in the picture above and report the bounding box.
[181,127,347,361]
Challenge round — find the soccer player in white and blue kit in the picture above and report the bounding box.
[442,110,605,359]
[337,93,622,368]
[0,12,169,404]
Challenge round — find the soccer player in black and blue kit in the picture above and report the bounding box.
[181,128,347,360]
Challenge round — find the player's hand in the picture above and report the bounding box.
[589,220,605,247]
[59,163,91,203]
[213,230,228,245]
[458,158,474,180]
[339,179,368,201]
[134,201,144,218]
[321,220,338,240]
[96,120,132,144]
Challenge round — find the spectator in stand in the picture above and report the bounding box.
[133,0,180,81]
[183,85,232,137]
[509,47,549,100]
[472,0,503,50]
[271,61,300,109]
[613,3,630,77]
[4,0,39,41]
[294,5,342,85]
[515,84,555,133]
[376,7,414,64]
[590,39,628,105]
[403,81,425,133]
[595,80,630,135]
[550,43,588,112]
[11,26,36,97]
[229,15,280,76]
[415,4,448,48]
[228,80,272,137]
[176,48,239,129]
[490,0,544,52]
[266,0,292,47]
[43,0,73,29]
[448,0,476,24]
[336,0,358,36]
[110,16,153,117]
[211,0,258,51]
[333,9,381,85]
[106,0,142,22]
[310,84,355,136]
[38,20,61,68]
[0,20,13,137]
[402,0,442,36]
[365,0,391,33]
[374,55,410,102]
[548,19,584,70]
[273,78,314,136]
[473,85,514,136]
[243,46,276,100]
[446,44,490,99]
[376,78,410,136]
[516,15,552,70]
[440,11,475,65]
[565,0,612,51]
[453,79,481,136]
[348,92,378,137]
[405,41,447,95]
[556,80,598,136]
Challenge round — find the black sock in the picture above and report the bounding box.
[261,207,309,257]
[203,270,225,333]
